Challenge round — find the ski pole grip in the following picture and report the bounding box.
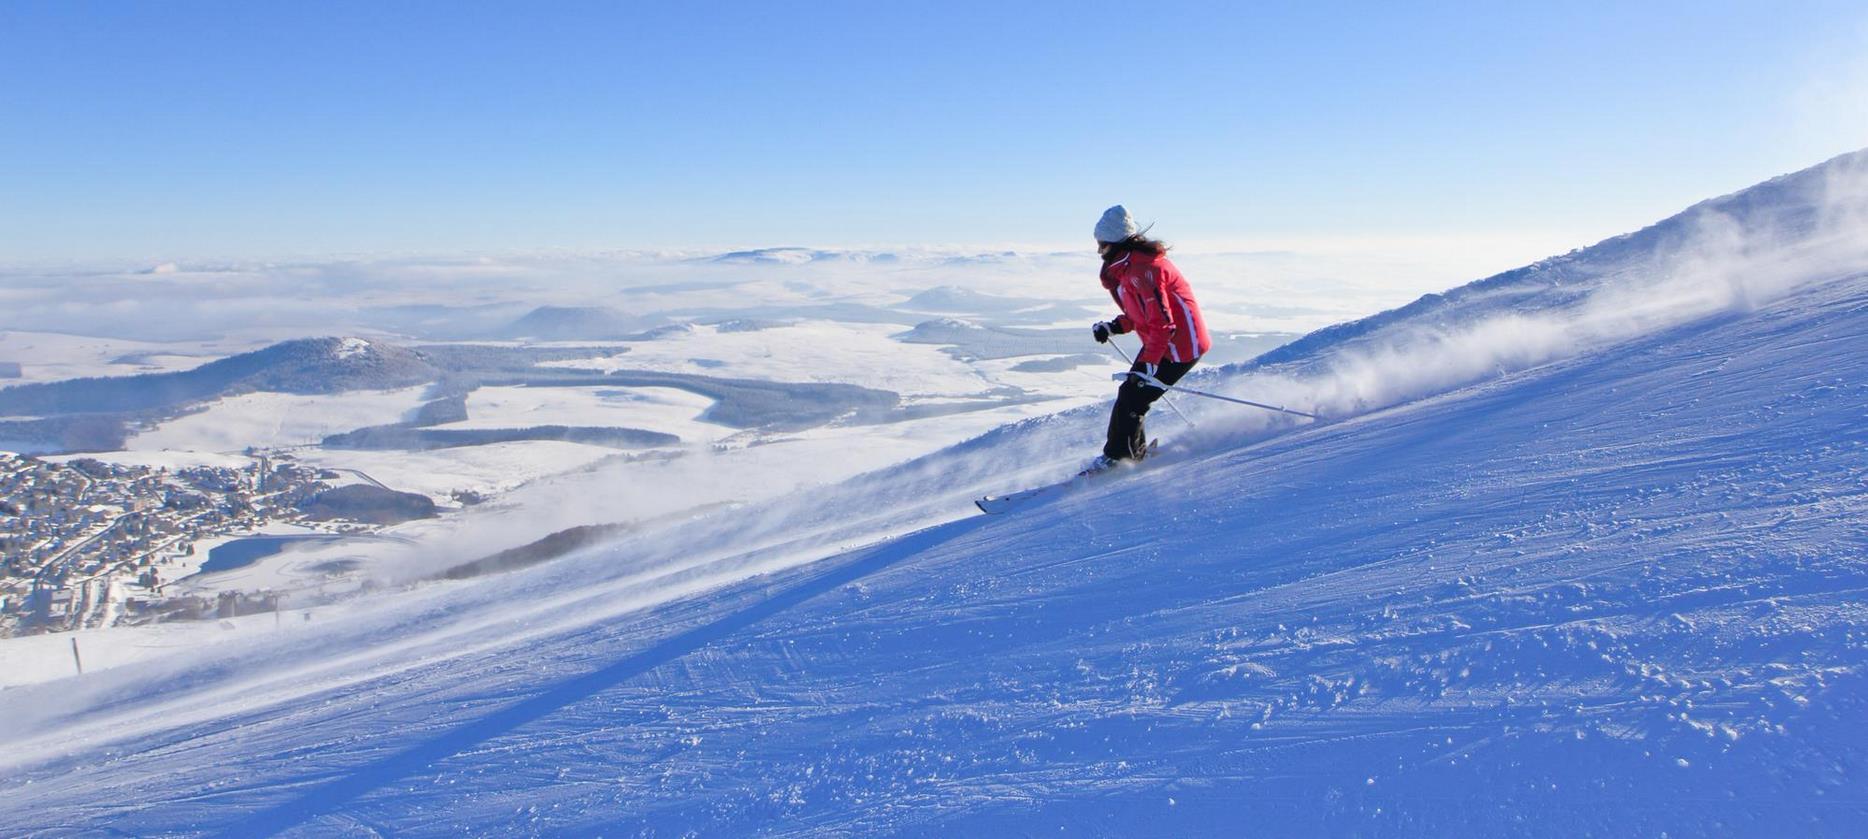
[1112,371,1170,390]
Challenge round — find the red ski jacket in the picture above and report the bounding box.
[1100,250,1211,365]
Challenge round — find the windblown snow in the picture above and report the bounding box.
[2,151,1867,835]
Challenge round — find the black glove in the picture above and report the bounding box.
[1091,321,1112,344]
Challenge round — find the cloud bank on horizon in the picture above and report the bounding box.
[0,241,1546,348]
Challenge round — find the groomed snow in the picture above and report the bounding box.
[2,261,1863,834]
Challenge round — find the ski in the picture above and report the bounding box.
[975,441,1157,515]
[974,485,1060,515]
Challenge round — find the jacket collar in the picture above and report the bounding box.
[1100,250,1150,289]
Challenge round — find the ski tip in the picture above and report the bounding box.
[975,488,1040,515]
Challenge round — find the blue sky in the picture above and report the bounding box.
[2,1,1864,261]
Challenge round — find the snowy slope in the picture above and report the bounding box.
[2,153,1866,835]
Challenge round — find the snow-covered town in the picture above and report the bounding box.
[0,451,409,636]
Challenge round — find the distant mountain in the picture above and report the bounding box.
[492,306,700,342]
[702,248,1074,269]
[707,318,787,333]
[0,337,439,417]
[706,248,901,265]
[355,302,534,341]
[709,247,837,265]
[501,306,644,341]
[893,317,987,344]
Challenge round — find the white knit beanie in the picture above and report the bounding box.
[1094,205,1137,243]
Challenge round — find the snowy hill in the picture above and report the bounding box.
[0,336,438,416]
[1,152,1866,835]
[0,337,444,451]
[706,247,901,265]
[1256,149,1868,377]
[496,305,689,341]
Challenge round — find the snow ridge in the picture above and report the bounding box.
[1189,148,1868,427]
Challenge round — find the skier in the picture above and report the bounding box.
[1085,205,1211,473]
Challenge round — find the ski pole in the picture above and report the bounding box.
[1108,370,1321,420]
[1109,342,1197,428]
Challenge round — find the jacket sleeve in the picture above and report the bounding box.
[1133,269,1180,364]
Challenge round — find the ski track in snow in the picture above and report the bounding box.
[0,267,1862,834]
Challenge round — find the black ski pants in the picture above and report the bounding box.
[1104,358,1196,460]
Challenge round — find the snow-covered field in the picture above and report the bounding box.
[0,331,232,386]
[440,384,734,442]
[1,152,1864,835]
[542,321,1049,398]
[288,440,630,500]
[125,386,431,453]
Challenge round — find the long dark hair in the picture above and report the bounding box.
[1101,233,1169,264]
